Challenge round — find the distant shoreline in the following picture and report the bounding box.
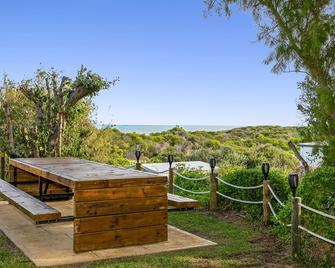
[110,125,237,134]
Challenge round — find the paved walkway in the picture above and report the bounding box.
[0,201,215,267]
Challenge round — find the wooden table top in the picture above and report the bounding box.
[9,157,166,189]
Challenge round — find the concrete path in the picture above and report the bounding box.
[0,201,216,267]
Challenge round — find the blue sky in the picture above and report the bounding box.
[0,0,303,126]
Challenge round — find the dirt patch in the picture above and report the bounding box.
[202,209,298,268]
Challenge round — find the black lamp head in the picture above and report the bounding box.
[288,173,299,197]
[167,154,174,168]
[135,150,141,163]
[261,163,270,179]
[209,158,217,173]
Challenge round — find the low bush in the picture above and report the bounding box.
[217,168,289,220]
[173,167,289,220]
[277,166,335,267]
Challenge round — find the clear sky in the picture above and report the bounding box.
[0,0,303,126]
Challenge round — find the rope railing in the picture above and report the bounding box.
[298,225,335,245]
[216,191,263,204]
[268,185,284,207]
[268,202,278,219]
[217,177,263,190]
[174,171,209,181]
[173,183,210,195]
[299,203,335,221]
[268,201,292,227]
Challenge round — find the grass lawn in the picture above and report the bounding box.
[0,210,294,268]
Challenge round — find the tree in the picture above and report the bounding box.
[205,0,335,164]
[0,66,118,157]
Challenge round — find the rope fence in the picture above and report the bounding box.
[216,191,263,204]
[127,151,335,257]
[268,202,278,219]
[299,203,335,221]
[268,185,284,207]
[298,225,335,245]
[173,183,210,195]
[174,171,209,181]
[217,177,263,190]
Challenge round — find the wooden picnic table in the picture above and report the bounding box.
[8,157,168,252]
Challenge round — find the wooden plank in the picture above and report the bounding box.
[16,182,69,196]
[8,166,38,182]
[0,179,61,222]
[168,193,199,208]
[74,196,167,218]
[74,178,166,190]
[74,224,167,252]
[9,158,166,190]
[9,160,75,188]
[74,185,166,202]
[74,210,167,234]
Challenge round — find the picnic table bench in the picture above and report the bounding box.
[0,179,61,223]
[5,157,168,253]
[168,193,200,209]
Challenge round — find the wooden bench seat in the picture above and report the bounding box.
[168,193,200,209]
[0,179,61,223]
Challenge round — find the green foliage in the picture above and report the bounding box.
[277,166,335,267]
[97,125,302,171]
[0,67,116,157]
[173,167,289,221]
[217,168,289,220]
[206,0,335,168]
[174,168,210,206]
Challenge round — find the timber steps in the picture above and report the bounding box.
[0,179,61,223]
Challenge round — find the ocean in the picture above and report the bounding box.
[112,125,236,134]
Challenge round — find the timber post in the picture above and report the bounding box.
[261,163,271,226]
[167,154,174,194]
[135,150,142,171]
[262,180,271,226]
[0,156,5,180]
[291,196,301,260]
[288,173,301,260]
[209,158,218,211]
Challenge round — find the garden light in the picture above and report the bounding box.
[288,173,299,197]
[167,154,174,168]
[135,150,141,163]
[261,163,270,180]
[209,158,217,173]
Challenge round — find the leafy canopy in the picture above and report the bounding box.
[205,0,335,164]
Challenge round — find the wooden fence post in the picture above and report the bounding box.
[292,197,301,260]
[135,150,142,171]
[0,156,5,180]
[135,162,142,171]
[210,171,218,210]
[168,167,174,194]
[263,180,271,226]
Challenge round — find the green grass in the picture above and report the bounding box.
[0,211,293,268]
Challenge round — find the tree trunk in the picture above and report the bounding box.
[56,112,64,157]
[288,141,310,174]
[4,103,15,156]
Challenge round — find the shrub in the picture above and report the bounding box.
[173,167,289,220]
[173,168,210,206]
[217,168,289,220]
[278,167,335,266]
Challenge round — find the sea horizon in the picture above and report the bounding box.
[111,125,237,134]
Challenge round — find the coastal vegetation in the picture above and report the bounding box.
[206,0,335,165]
